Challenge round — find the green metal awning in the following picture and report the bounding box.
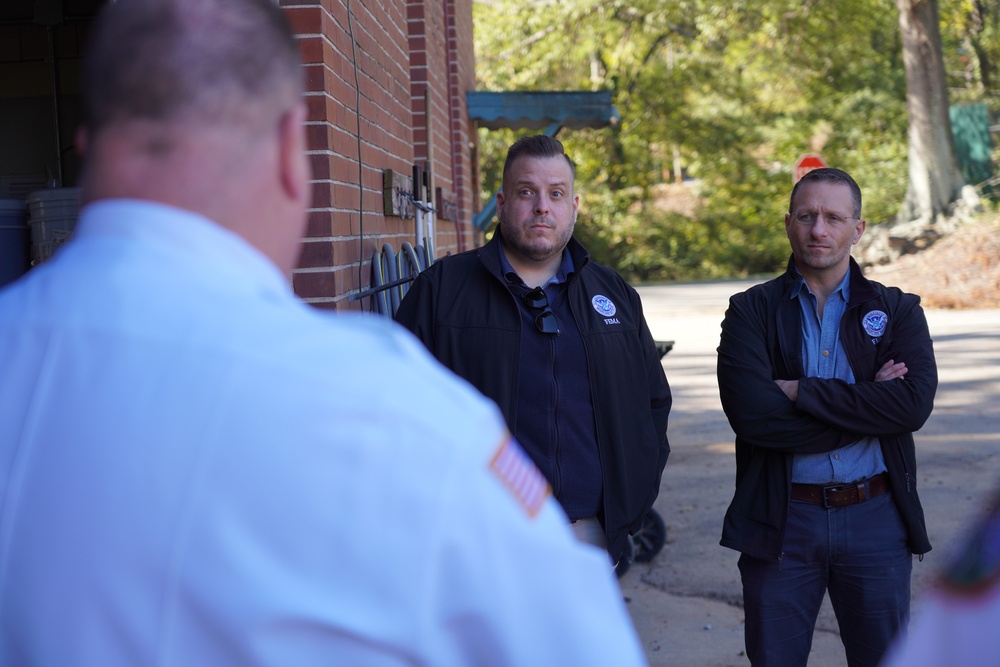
[467,90,619,132]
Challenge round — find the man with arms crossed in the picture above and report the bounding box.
[717,168,937,666]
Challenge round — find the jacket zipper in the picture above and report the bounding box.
[550,334,561,495]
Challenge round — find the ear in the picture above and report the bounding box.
[278,103,311,205]
[853,218,867,245]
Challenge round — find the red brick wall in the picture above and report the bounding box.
[408,0,479,258]
[446,0,479,254]
[282,0,479,312]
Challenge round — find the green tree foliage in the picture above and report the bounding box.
[473,0,987,281]
[940,0,1000,98]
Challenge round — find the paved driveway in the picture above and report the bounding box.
[624,279,1000,667]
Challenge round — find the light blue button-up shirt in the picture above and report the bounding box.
[791,270,886,484]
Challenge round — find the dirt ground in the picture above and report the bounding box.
[864,214,1000,309]
[624,216,1000,666]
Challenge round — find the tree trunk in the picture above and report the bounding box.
[895,0,967,223]
[969,0,992,91]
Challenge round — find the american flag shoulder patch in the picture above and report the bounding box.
[488,435,550,518]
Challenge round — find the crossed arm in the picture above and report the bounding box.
[717,296,853,454]
[718,289,937,453]
[775,359,908,401]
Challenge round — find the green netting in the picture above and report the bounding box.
[950,103,992,186]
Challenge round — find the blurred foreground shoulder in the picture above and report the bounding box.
[881,498,1000,667]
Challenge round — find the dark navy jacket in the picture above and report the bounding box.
[394,233,671,563]
[717,256,937,561]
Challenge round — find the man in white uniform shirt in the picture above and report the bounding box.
[0,1,648,665]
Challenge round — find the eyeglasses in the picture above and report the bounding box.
[790,211,860,228]
[523,287,560,335]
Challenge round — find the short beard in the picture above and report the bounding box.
[498,212,574,263]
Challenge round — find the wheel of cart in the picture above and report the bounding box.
[615,507,667,578]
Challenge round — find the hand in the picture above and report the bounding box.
[775,379,798,401]
[875,359,907,382]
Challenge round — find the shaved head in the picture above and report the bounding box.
[77,0,312,275]
[81,0,303,139]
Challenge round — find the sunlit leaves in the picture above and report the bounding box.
[472,0,979,281]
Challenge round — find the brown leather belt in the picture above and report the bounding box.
[790,472,890,509]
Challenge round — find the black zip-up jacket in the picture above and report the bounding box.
[394,234,671,563]
[717,256,937,561]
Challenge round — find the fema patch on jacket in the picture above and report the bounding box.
[591,294,616,317]
[862,309,888,338]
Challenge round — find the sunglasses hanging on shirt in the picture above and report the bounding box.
[523,287,560,335]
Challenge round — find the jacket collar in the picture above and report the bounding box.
[478,228,591,284]
[780,254,879,309]
[776,254,880,377]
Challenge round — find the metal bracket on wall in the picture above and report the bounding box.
[382,169,414,219]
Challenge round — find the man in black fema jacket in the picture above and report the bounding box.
[717,168,937,667]
[395,135,671,568]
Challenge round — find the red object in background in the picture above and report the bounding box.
[794,154,827,183]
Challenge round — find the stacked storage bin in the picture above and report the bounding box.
[26,187,81,266]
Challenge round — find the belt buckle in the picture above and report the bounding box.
[821,483,847,509]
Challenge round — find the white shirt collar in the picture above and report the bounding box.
[75,199,291,298]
